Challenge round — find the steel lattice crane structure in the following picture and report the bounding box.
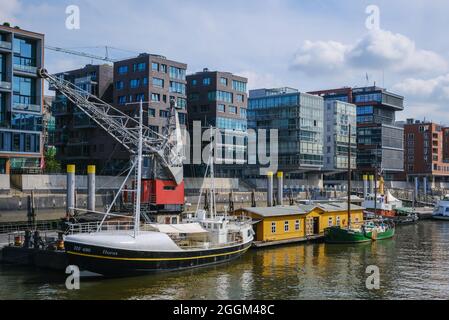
[38,68,185,212]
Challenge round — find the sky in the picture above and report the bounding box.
[1,0,449,123]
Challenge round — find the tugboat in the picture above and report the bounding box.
[325,219,395,244]
[64,104,254,276]
[433,195,449,221]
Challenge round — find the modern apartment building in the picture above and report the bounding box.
[113,53,187,132]
[248,88,324,177]
[186,69,248,178]
[404,119,449,188]
[310,86,405,179]
[323,100,357,172]
[0,24,44,174]
[51,64,114,173]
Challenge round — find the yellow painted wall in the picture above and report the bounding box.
[235,208,364,242]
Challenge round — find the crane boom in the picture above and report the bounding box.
[45,45,116,63]
[37,68,184,185]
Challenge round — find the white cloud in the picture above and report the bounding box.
[0,0,21,24]
[239,70,283,90]
[291,29,448,75]
[291,40,348,73]
[393,74,449,101]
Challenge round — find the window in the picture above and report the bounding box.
[116,81,124,90]
[134,63,146,72]
[271,222,276,234]
[284,221,289,232]
[336,216,341,226]
[236,94,244,103]
[232,80,246,92]
[240,108,247,118]
[151,62,159,72]
[160,64,167,73]
[203,78,211,86]
[135,93,145,102]
[143,77,148,85]
[13,37,36,68]
[177,97,187,109]
[295,220,300,231]
[118,96,126,104]
[192,79,198,86]
[178,113,186,125]
[216,117,247,131]
[189,93,200,101]
[148,108,156,117]
[160,110,169,118]
[328,217,333,227]
[118,65,128,74]
[169,66,186,80]
[220,77,228,86]
[208,91,233,103]
[153,78,164,88]
[217,104,225,112]
[130,79,140,88]
[229,106,237,114]
[151,93,160,102]
[170,81,186,94]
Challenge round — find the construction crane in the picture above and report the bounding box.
[45,45,117,63]
[37,68,185,212]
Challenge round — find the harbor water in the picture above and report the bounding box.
[1,221,449,300]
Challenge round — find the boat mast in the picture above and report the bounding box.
[347,124,352,230]
[133,99,144,238]
[209,126,216,219]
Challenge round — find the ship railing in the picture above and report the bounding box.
[67,221,135,235]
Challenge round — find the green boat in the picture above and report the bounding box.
[325,220,395,244]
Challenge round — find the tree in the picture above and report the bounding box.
[44,146,61,173]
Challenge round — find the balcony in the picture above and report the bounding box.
[0,80,11,90]
[0,40,12,50]
[13,64,38,75]
[13,103,42,113]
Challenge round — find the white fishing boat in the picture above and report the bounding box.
[433,195,449,221]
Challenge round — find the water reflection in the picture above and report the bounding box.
[1,222,449,300]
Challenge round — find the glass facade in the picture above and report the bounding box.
[0,53,5,81]
[13,37,36,69]
[216,117,247,132]
[248,91,324,169]
[0,131,40,153]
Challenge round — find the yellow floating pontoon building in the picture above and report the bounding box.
[234,202,364,247]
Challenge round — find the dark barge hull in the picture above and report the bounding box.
[64,241,252,277]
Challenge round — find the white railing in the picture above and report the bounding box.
[67,221,136,235]
[13,64,37,74]
[0,40,12,50]
[13,103,41,113]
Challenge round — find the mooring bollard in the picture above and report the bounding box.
[67,164,76,217]
[87,165,96,212]
[267,172,274,207]
[277,172,284,206]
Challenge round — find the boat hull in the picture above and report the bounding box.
[324,226,395,244]
[432,215,449,221]
[64,240,252,277]
[365,227,395,240]
[324,227,371,244]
